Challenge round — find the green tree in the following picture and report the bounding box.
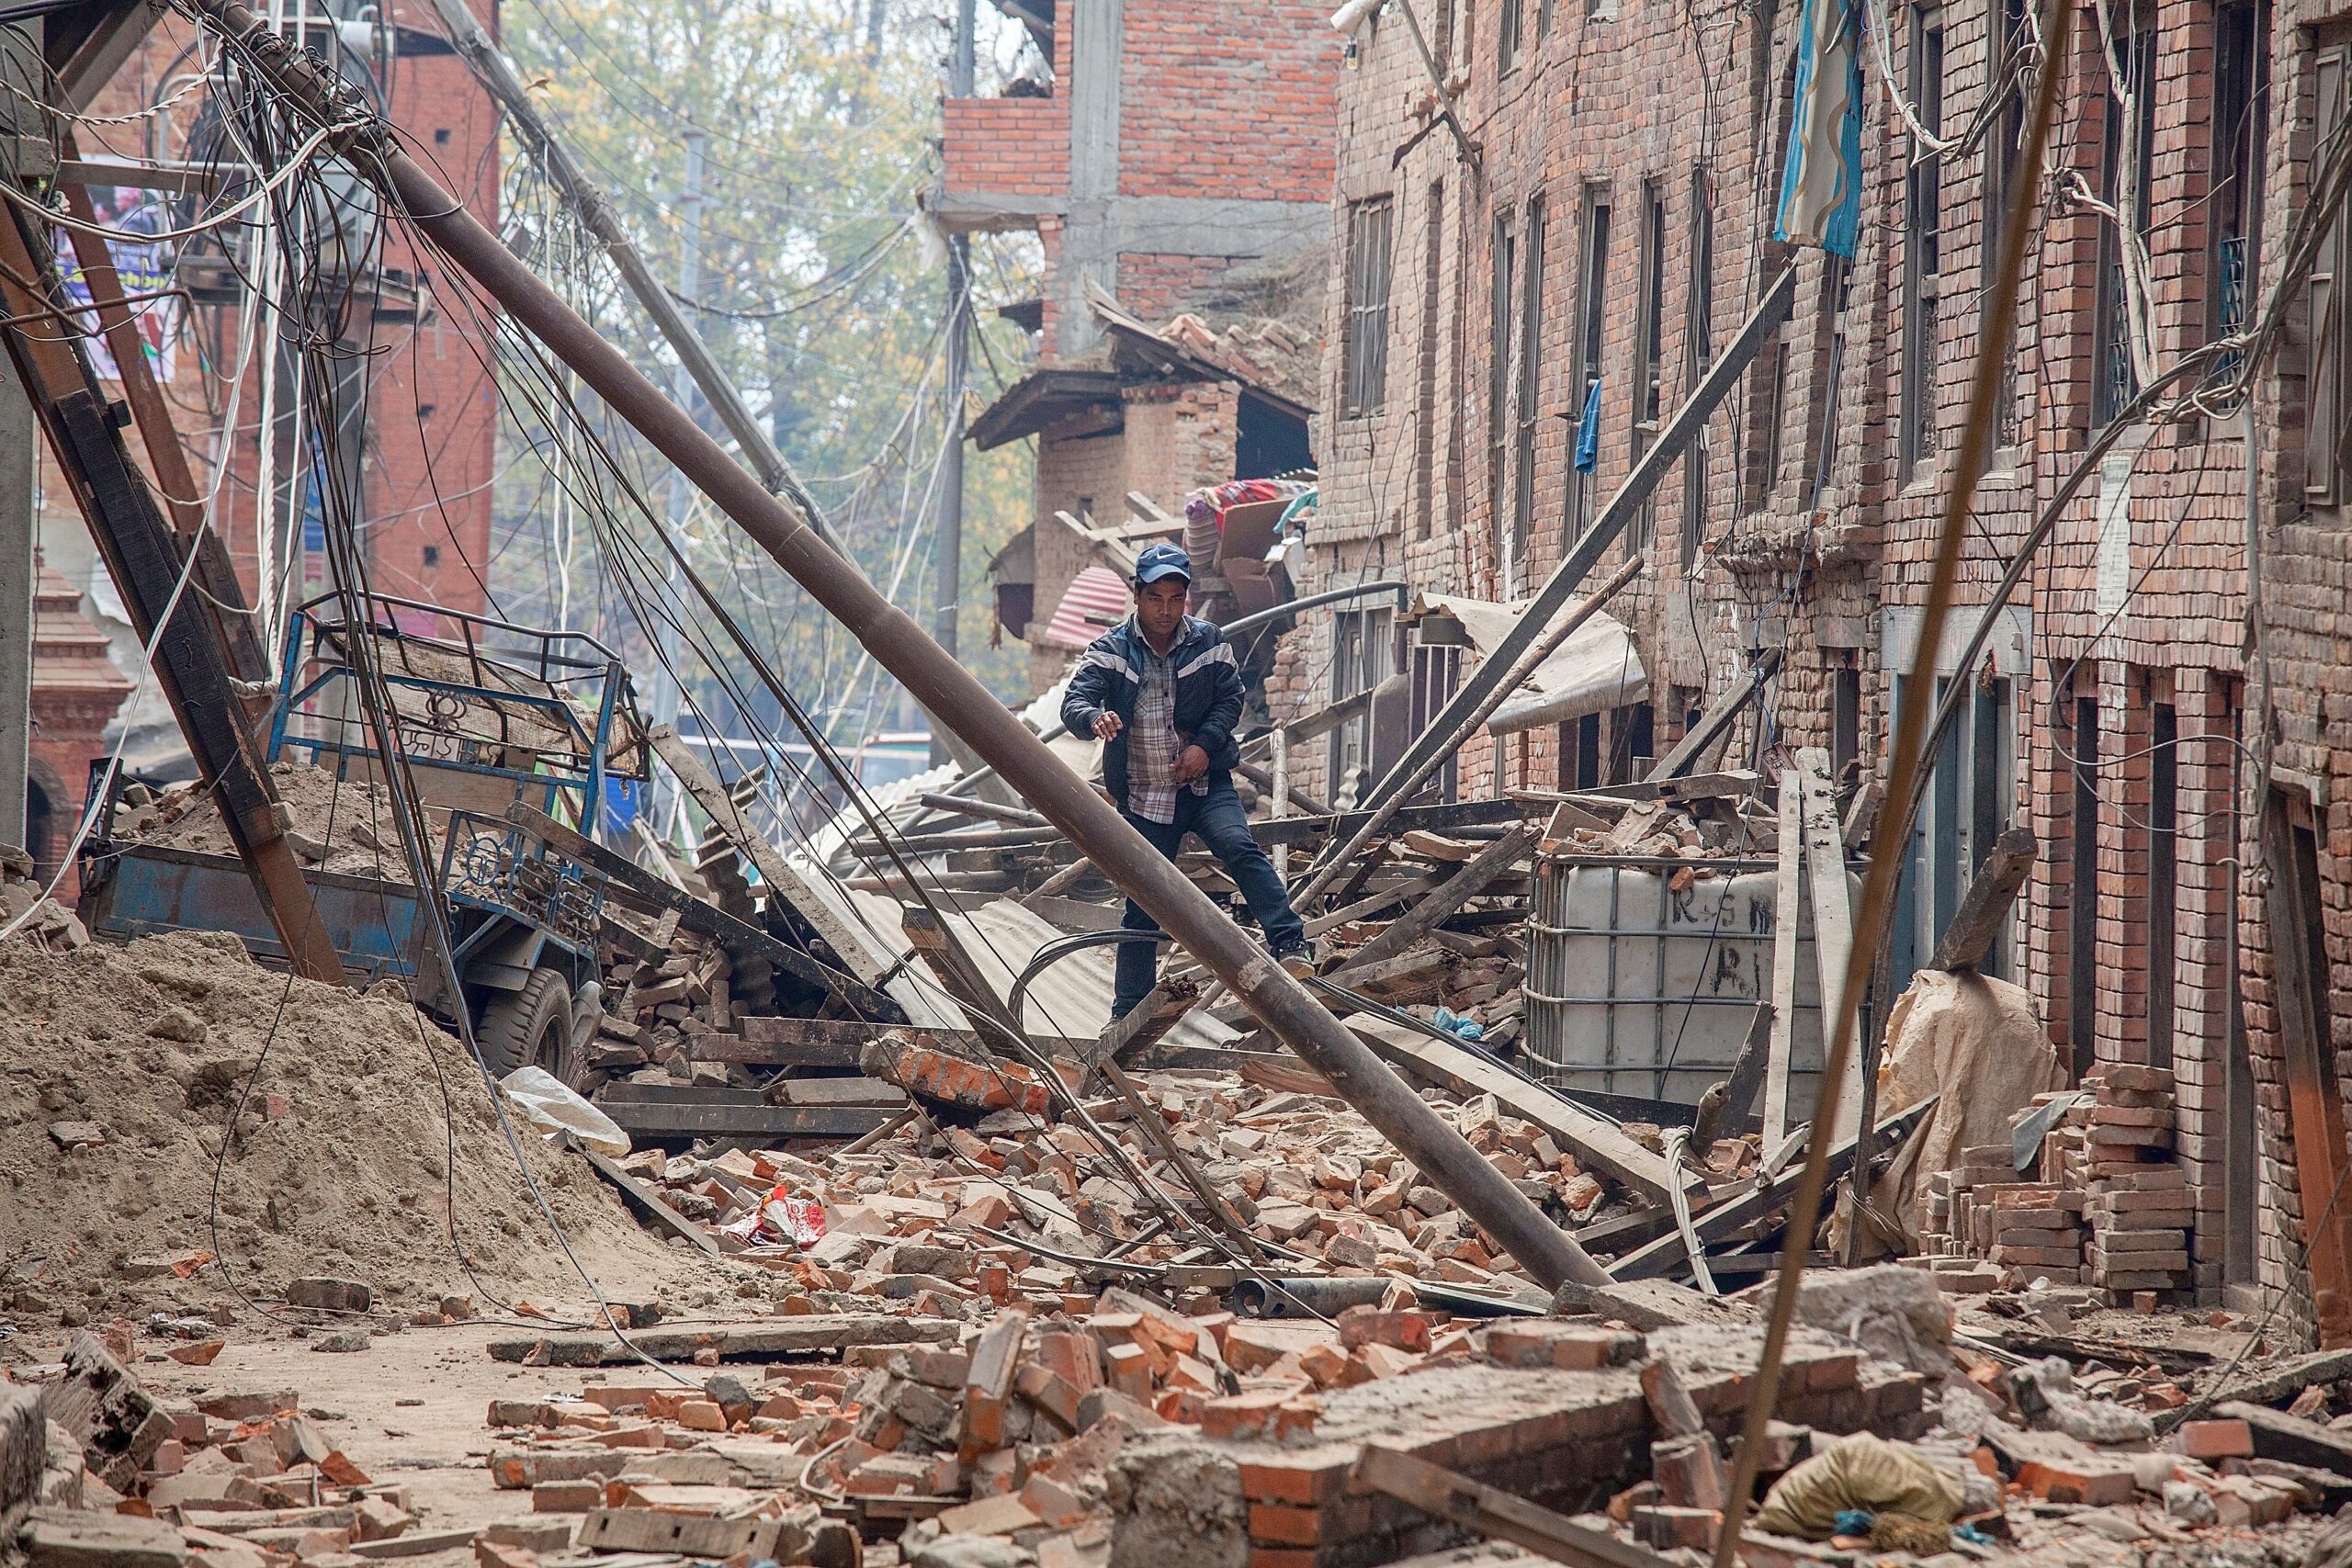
[482,0,1038,752]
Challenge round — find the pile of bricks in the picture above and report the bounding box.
[1917,1066,2190,1302]
[593,925,764,1085]
[1917,1141,2079,1290]
[2056,1066,2196,1303]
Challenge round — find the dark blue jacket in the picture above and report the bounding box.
[1060,615,1245,809]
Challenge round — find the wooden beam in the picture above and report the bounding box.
[1352,1445,1679,1568]
[1607,1099,1935,1280]
[901,905,1018,1036]
[0,205,345,984]
[2264,796,2352,1348]
[1093,977,1198,1070]
[1926,827,2037,972]
[1693,1004,1773,1152]
[589,1087,896,1141]
[1645,652,1781,782]
[577,1145,719,1257]
[1792,749,1860,1142]
[1332,822,1536,975]
[1762,774,1804,1152]
[1347,1012,1702,1205]
[1360,265,1799,817]
[1281,672,1408,745]
[508,802,904,1021]
[650,725,899,987]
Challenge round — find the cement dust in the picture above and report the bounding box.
[0,930,703,1324]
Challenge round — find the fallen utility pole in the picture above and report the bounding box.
[203,7,1608,1292]
[0,200,345,983]
[1358,264,1798,821]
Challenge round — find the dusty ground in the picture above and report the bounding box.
[2,1316,786,1556]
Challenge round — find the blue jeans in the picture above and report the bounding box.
[1114,780,1306,1018]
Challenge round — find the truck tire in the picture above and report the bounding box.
[476,968,573,1078]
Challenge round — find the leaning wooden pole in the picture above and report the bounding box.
[1706,0,2077,1558]
[0,199,345,984]
[190,1,1608,1292]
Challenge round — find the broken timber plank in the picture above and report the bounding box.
[1608,1098,1934,1280]
[1692,1004,1772,1152]
[1092,977,1198,1070]
[650,725,899,987]
[1352,1444,1678,1568]
[509,802,904,1022]
[1345,1012,1701,1205]
[2263,798,2352,1347]
[1644,653,1781,782]
[709,1016,1091,1066]
[1334,821,1537,975]
[590,1087,894,1141]
[901,906,1021,1038]
[1926,827,2037,972]
[577,1145,719,1258]
[1361,264,1799,816]
[487,1316,961,1365]
[1762,773,1804,1153]
[1792,748,1860,1142]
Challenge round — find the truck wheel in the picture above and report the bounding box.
[477,968,573,1078]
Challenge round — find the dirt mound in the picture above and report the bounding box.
[119,761,424,879]
[0,930,703,1323]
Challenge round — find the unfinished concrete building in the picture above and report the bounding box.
[939,0,1339,696]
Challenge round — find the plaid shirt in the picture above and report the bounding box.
[1125,626,1208,825]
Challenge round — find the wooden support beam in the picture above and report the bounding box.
[577,1145,719,1257]
[1281,672,1408,746]
[1332,822,1536,975]
[1926,828,2037,972]
[510,803,903,1021]
[1645,652,1781,782]
[1693,1004,1773,1152]
[650,726,899,987]
[57,142,266,684]
[589,1085,896,1141]
[1092,977,1197,1069]
[1762,774,1804,1152]
[1607,1098,1934,1280]
[1360,265,1799,817]
[2264,797,2352,1348]
[1792,749,1859,1142]
[0,201,344,984]
[915,792,1046,828]
[901,905,1019,1038]
[1352,1445,1679,1568]
[1347,1012,1702,1205]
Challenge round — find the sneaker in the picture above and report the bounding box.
[1272,938,1317,980]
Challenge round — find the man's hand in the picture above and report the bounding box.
[1173,744,1210,783]
[1092,712,1125,741]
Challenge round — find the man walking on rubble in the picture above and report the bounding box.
[1062,543,1314,1020]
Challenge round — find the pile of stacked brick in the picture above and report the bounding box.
[1921,1150,2084,1292]
[2058,1067,2198,1304]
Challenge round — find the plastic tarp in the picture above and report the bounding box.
[1851,968,2064,1254]
[501,1066,630,1157]
[1408,592,1647,735]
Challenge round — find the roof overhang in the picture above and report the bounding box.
[969,368,1123,450]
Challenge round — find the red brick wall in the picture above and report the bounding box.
[1114,1,1340,205]
[941,97,1069,201]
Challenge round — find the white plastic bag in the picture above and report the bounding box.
[500,1066,630,1157]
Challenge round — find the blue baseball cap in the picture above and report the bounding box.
[1135,543,1193,585]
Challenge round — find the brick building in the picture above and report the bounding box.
[938,0,1340,694]
[1295,0,2299,1316]
[20,0,500,875]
